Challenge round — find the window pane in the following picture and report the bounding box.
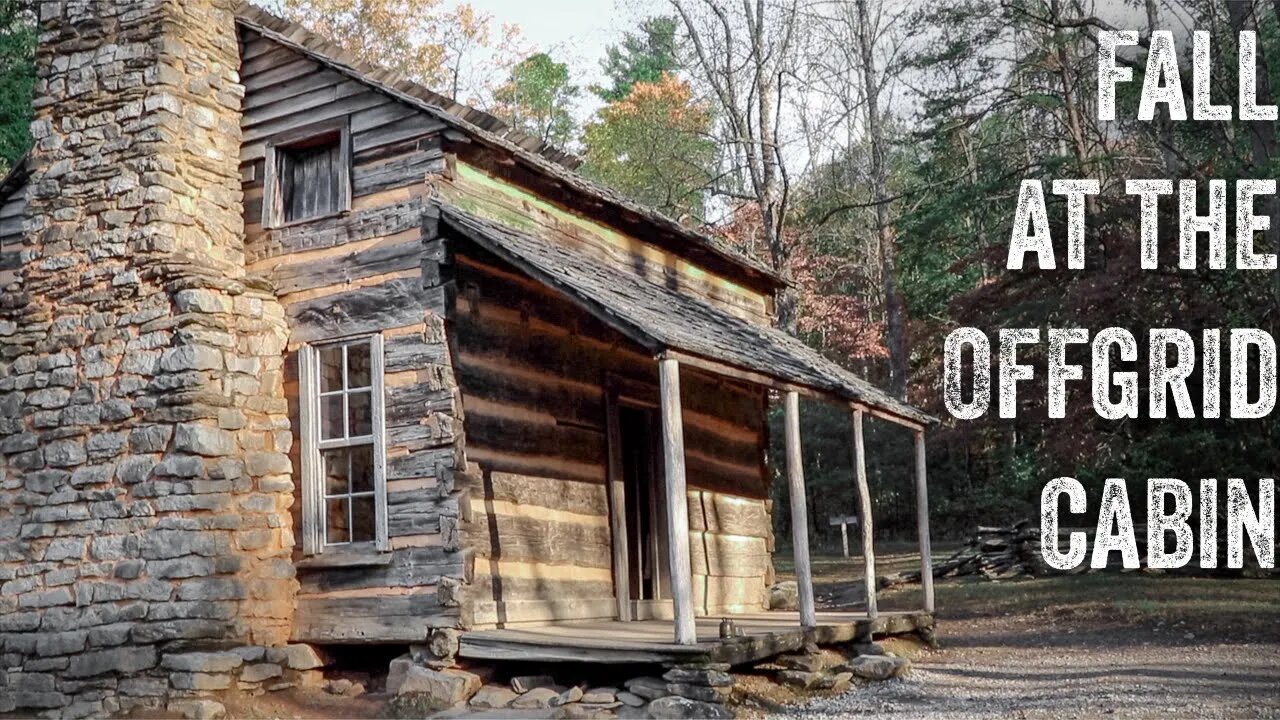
[322,448,350,496]
[318,345,342,393]
[351,495,376,543]
[306,334,383,552]
[325,497,350,544]
[349,445,374,494]
[320,394,345,440]
[347,341,371,388]
[348,390,372,437]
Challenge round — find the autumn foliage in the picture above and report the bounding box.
[713,203,886,360]
[278,0,525,104]
[582,73,714,221]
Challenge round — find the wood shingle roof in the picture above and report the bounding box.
[436,204,934,426]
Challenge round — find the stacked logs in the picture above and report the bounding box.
[880,521,1045,588]
[881,518,1274,589]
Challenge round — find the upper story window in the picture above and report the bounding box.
[264,122,351,227]
[298,335,388,555]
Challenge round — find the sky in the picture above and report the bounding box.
[259,0,651,120]
[442,0,647,118]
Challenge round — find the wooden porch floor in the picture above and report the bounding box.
[458,610,933,666]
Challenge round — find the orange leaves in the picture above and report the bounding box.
[790,244,888,359]
[714,202,886,357]
[278,0,528,101]
[581,72,714,219]
[279,0,447,85]
[600,73,710,128]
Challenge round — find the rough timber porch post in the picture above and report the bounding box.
[851,407,878,619]
[784,391,818,628]
[915,428,935,613]
[659,358,697,645]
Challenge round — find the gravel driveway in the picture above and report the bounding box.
[782,605,1280,719]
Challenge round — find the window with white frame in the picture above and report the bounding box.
[299,335,388,554]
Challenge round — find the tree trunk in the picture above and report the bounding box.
[1049,0,1095,205]
[854,0,907,400]
[1231,1,1277,165]
[765,205,798,331]
[1047,0,1104,271]
[670,0,795,333]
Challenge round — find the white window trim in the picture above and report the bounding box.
[298,334,389,555]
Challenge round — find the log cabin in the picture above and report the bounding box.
[0,2,934,712]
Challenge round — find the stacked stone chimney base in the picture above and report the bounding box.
[0,1,300,716]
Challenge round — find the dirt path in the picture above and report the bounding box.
[777,564,1280,719]
[788,615,1280,718]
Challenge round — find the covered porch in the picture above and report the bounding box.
[439,205,937,649]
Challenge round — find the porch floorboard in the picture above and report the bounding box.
[458,610,933,666]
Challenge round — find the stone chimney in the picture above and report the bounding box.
[0,1,298,715]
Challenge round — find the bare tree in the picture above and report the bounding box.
[796,0,912,398]
[1143,0,1180,174]
[671,0,802,330]
[851,0,909,399]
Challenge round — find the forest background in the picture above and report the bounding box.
[2,0,1275,546]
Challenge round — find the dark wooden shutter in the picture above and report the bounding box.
[283,141,342,223]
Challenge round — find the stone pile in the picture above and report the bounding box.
[388,661,739,719]
[642,665,735,718]
[386,642,915,718]
[767,580,799,610]
[0,641,328,720]
[160,644,330,719]
[774,644,909,691]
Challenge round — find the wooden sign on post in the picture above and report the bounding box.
[829,514,860,558]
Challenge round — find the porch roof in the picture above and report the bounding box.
[436,205,935,427]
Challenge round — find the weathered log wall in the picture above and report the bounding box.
[238,28,447,263]
[239,28,465,643]
[235,25,776,637]
[451,243,774,627]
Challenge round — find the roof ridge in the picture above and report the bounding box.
[232,1,580,168]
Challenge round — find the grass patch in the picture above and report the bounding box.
[917,573,1280,638]
[780,551,1279,641]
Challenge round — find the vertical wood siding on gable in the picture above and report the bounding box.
[278,138,345,224]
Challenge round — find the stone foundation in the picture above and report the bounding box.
[0,0,297,716]
[387,659,739,719]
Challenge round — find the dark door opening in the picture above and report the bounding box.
[618,404,668,606]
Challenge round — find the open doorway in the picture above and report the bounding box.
[610,400,671,619]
